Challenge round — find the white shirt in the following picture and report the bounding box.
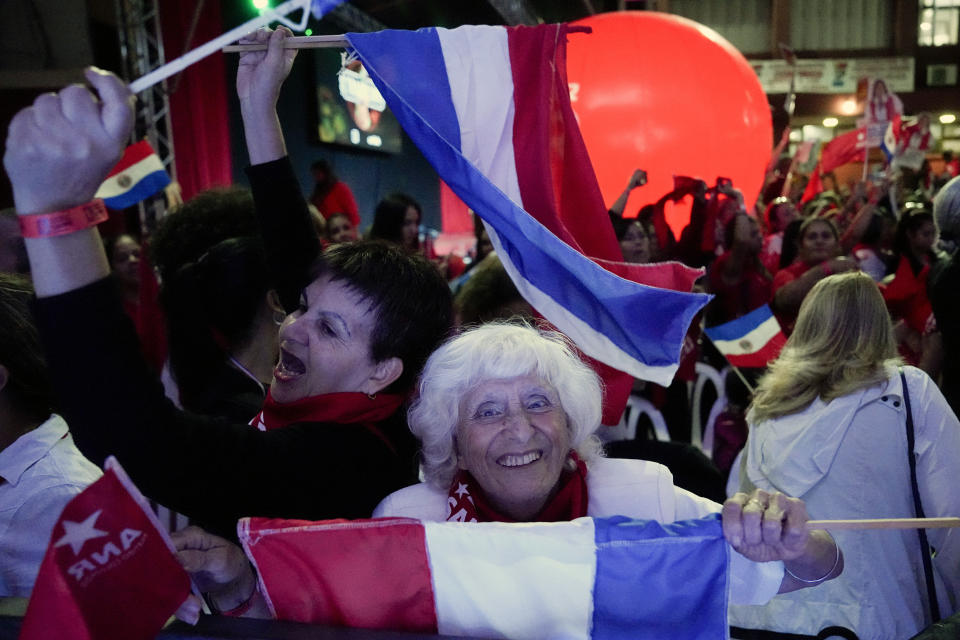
[0,415,102,596]
[732,366,960,639]
[375,456,783,606]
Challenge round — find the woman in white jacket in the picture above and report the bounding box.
[730,271,960,639]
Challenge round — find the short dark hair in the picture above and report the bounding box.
[151,188,270,409]
[312,241,453,392]
[0,274,53,420]
[151,188,261,282]
[369,193,421,248]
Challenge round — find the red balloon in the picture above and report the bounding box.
[567,12,772,237]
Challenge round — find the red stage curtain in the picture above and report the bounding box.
[160,1,233,202]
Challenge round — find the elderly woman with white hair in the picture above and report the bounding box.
[374,322,842,604]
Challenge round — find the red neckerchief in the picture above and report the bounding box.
[446,452,589,523]
[251,389,404,452]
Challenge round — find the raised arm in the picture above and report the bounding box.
[608,169,647,217]
[4,68,132,297]
[237,27,319,311]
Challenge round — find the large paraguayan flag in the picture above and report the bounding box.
[240,514,730,639]
[345,25,710,390]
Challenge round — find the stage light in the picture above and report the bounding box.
[823,117,839,128]
[941,114,957,124]
[252,0,270,10]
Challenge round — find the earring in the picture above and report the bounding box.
[273,310,286,326]
[367,392,377,400]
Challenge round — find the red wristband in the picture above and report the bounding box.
[19,200,109,238]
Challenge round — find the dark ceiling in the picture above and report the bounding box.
[328,0,640,31]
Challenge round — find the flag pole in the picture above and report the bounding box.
[807,517,960,531]
[222,34,349,52]
[127,0,314,94]
[702,333,756,395]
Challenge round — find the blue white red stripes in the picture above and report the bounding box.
[345,25,710,387]
[95,140,171,210]
[704,304,786,368]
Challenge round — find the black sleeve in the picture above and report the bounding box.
[35,279,413,539]
[245,157,321,312]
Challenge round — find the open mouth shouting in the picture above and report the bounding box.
[274,346,306,382]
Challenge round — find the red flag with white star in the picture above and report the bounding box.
[19,457,191,640]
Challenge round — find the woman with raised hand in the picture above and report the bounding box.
[3,30,452,541]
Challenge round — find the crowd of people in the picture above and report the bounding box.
[1,23,959,640]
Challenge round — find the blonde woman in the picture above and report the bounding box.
[731,272,960,639]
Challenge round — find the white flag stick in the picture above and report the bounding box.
[128,0,312,94]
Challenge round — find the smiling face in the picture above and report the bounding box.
[326,214,356,244]
[271,275,389,403]
[455,374,571,520]
[799,220,839,264]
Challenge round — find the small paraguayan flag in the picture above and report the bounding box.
[94,140,171,210]
[704,304,786,369]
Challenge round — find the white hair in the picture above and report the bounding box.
[408,322,604,489]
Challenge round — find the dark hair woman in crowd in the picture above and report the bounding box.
[882,205,942,374]
[772,217,858,333]
[706,213,772,326]
[369,192,422,251]
[608,212,651,264]
[370,191,465,279]
[3,30,453,542]
[151,188,279,422]
[309,158,359,228]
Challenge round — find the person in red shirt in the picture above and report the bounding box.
[309,159,359,228]
[707,214,773,326]
[773,217,858,333]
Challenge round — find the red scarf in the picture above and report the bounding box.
[446,452,589,523]
[251,389,404,452]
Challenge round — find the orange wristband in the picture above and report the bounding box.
[19,200,109,238]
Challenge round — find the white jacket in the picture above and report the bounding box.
[731,365,960,639]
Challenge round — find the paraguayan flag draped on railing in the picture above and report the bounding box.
[345,25,710,387]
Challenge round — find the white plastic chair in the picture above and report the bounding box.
[599,394,670,443]
[691,362,728,455]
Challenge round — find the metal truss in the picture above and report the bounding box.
[113,0,176,230]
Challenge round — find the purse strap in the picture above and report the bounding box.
[900,368,941,622]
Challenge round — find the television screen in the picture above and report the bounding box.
[312,48,403,154]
